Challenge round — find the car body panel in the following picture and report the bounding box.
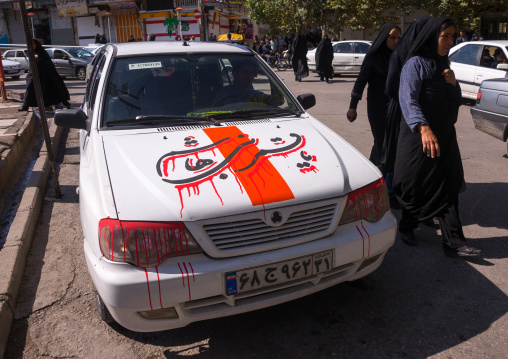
[63,41,396,332]
[470,78,508,146]
[449,40,508,99]
[307,40,372,74]
[1,58,24,78]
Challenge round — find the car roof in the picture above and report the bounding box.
[110,41,254,56]
[450,40,508,53]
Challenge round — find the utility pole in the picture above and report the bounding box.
[199,0,206,41]
[18,0,62,198]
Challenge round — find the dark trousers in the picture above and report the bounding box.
[399,200,467,249]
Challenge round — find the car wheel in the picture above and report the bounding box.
[76,67,86,81]
[11,76,20,80]
[94,291,114,324]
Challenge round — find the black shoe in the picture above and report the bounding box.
[320,76,324,81]
[326,78,330,83]
[45,106,53,112]
[55,103,65,110]
[400,230,417,246]
[423,217,440,229]
[444,246,481,258]
[62,100,71,109]
[389,193,401,210]
[18,105,29,111]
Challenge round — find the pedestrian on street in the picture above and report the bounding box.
[455,30,468,45]
[382,17,431,210]
[315,35,334,83]
[393,17,481,258]
[100,34,107,44]
[291,34,309,82]
[18,39,70,112]
[346,23,400,205]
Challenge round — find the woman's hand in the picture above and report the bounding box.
[347,108,357,122]
[442,69,456,86]
[418,124,440,158]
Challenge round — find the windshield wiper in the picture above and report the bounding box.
[212,108,302,120]
[107,115,221,127]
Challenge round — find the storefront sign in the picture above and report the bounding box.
[181,21,189,31]
[55,0,89,17]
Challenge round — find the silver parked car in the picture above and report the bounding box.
[3,49,29,71]
[45,47,94,81]
[1,58,24,79]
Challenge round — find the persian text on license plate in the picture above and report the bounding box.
[225,250,333,295]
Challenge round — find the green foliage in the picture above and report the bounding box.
[245,0,507,36]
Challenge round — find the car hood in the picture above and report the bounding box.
[2,58,21,66]
[102,118,379,221]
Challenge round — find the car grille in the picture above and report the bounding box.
[202,202,339,251]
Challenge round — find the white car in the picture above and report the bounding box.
[55,42,396,332]
[3,49,29,71]
[307,40,372,75]
[449,40,508,100]
[1,58,24,79]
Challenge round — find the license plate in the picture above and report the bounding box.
[225,250,333,295]
[5,70,18,74]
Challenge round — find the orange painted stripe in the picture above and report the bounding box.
[203,127,294,207]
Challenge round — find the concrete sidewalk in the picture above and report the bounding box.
[0,90,64,359]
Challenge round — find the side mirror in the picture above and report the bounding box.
[296,93,316,110]
[54,109,89,130]
[497,63,508,70]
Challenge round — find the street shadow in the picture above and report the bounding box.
[111,227,508,358]
[460,182,508,230]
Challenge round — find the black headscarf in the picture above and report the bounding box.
[404,17,452,77]
[32,39,52,66]
[385,16,431,97]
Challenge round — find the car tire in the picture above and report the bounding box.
[94,291,114,324]
[11,76,20,80]
[76,67,86,81]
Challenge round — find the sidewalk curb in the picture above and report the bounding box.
[0,113,38,199]
[0,118,63,359]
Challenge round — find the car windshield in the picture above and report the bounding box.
[102,53,301,128]
[64,48,93,58]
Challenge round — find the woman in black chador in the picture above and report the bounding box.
[291,35,309,82]
[346,24,400,204]
[315,36,334,83]
[18,39,70,111]
[394,17,481,257]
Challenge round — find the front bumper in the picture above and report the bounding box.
[4,68,22,77]
[84,212,396,332]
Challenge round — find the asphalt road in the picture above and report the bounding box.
[4,69,508,359]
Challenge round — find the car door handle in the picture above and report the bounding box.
[477,73,483,77]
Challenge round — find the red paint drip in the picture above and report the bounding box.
[361,221,371,258]
[356,225,365,259]
[189,262,195,282]
[183,262,192,301]
[300,165,319,174]
[155,266,163,309]
[144,269,154,311]
[178,262,185,287]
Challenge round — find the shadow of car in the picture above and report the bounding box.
[307,40,372,75]
[470,78,508,155]
[449,40,508,100]
[45,47,94,81]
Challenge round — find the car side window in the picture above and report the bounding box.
[5,51,13,58]
[354,42,370,54]
[45,49,53,58]
[54,50,65,60]
[453,44,481,65]
[16,51,24,57]
[334,42,353,53]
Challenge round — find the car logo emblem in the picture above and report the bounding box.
[271,211,283,224]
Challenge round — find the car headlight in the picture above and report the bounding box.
[339,178,390,225]
[98,219,203,268]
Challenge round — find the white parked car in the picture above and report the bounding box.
[1,58,24,79]
[55,42,396,332]
[307,40,372,75]
[449,40,508,100]
[3,48,29,71]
